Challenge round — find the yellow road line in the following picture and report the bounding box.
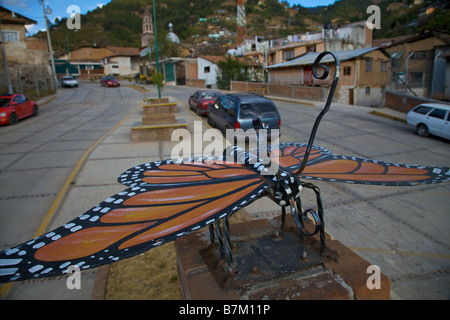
[0,102,143,299]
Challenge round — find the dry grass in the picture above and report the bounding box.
[104,210,252,300]
[106,243,180,300]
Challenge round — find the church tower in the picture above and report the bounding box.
[141,5,154,47]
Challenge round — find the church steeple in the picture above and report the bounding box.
[141,5,154,47]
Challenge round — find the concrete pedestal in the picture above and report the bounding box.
[175,216,391,300]
[131,119,188,142]
[131,98,187,142]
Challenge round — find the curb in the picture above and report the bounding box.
[369,110,407,123]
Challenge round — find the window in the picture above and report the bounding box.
[429,108,446,120]
[365,86,371,95]
[412,51,427,60]
[365,60,372,72]
[204,66,210,73]
[381,61,387,72]
[112,65,119,69]
[240,103,278,118]
[307,45,316,52]
[343,66,351,76]
[219,96,233,112]
[283,49,294,61]
[0,98,11,107]
[1,31,19,42]
[13,95,25,104]
[409,72,424,88]
[412,105,432,115]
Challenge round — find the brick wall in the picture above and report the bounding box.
[384,89,449,113]
[231,81,326,102]
[186,61,198,79]
[186,78,205,88]
[293,86,324,101]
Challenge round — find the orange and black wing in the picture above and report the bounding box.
[271,142,450,186]
[0,160,268,283]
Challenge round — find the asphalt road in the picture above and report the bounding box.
[0,83,144,249]
[1,83,449,299]
[167,85,450,299]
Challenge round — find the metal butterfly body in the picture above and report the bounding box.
[1,51,449,283]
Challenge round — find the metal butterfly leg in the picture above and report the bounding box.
[208,215,235,275]
[277,176,326,254]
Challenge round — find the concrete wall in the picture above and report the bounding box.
[197,57,219,88]
[186,78,206,88]
[104,56,139,76]
[384,89,449,113]
[231,81,326,102]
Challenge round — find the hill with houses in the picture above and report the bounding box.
[34,0,449,56]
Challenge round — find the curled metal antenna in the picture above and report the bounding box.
[296,51,341,175]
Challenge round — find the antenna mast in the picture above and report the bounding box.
[237,0,247,45]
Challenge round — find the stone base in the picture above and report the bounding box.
[142,102,178,125]
[131,119,188,142]
[142,114,176,125]
[175,216,391,300]
[149,98,170,104]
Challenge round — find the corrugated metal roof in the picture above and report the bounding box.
[265,47,381,69]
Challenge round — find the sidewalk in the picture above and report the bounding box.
[4,89,409,299]
[266,94,407,122]
[5,95,219,299]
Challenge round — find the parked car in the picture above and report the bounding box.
[207,93,281,140]
[406,103,450,139]
[188,90,223,116]
[0,93,38,125]
[60,76,78,88]
[100,76,121,87]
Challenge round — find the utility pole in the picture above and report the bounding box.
[40,0,58,90]
[152,0,161,99]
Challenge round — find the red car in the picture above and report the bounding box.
[100,76,121,87]
[188,90,222,116]
[0,94,38,125]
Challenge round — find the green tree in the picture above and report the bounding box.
[216,56,250,90]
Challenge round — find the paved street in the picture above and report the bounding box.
[0,83,449,299]
[167,85,450,299]
[239,92,450,300]
[0,83,144,248]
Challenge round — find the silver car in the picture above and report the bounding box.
[406,103,450,139]
[207,93,281,141]
[61,76,78,88]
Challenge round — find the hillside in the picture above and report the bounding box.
[35,0,450,56]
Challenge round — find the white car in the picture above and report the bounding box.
[61,76,78,88]
[406,103,450,139]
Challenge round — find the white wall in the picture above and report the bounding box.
[104,56,139,76]
[198,57,219,88]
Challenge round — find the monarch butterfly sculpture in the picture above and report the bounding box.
[0,52,448,283]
